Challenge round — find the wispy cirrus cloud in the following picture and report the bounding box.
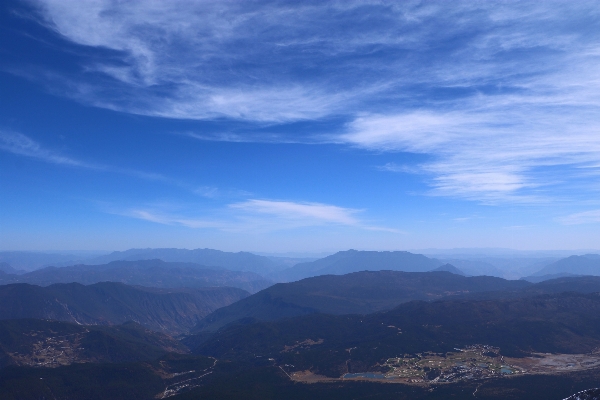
[0,130,170,181]
[193,186,252,199]
[558,210,600,225]
[0,130,95,168]
[13,1,600,206]
[230,199,360,226]
[342,94,600,203]
[0,130,255,205]
[117,199,398,233]
[21,1,359,122]
[21,1,599,124]
[376,163,422,175]
[124,209,227,230]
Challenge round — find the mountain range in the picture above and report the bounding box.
[3,259,600,399]
[192,270,530,333]
[0,263,24,275]
[193,291,600,378]
[0,251,93,271]
[531,254,600,277]
[275,250,444,281]
[86,248,290,274]
[0,282,248,334]
[0,259,272,293]
[193,272,600,335]
[3,248,597,282]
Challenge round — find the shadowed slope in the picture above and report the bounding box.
[0,319,186,368]
[0,282,249,334]
[193,270,529,332]
[194,292,600,377]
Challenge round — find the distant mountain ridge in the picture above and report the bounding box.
[0,262,24,275]
[0,259,273,293]
[532,254,600,277]
[432,263,465,275]
[436,258,506,277]
[276,250,443,281]
[522,272,584,283]
[0,251,90,271]
[0,282,249,334]
[87,248,287,274]
[193,270,529,333]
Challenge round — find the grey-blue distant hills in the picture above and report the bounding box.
[2,248,600,286]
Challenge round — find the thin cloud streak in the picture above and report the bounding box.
[0,130,98,168]
[0,130,170,182]
[179,131,314,145]
[23,1,600,123]
[376,163,422,174]
[342,98,600,203]
[559,210,600,225]
[230,199,361,226]
[125,209,228,230]
[117,199,399,233]
[17,1,600,206]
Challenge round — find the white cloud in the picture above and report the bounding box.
[0,130,172,182]
[125,209,227,230]
[25,0,358,122]
[0,130,94,168]
[376,162,421,174]
[117,199,398,233]
[559,210,600,225]
[155,85,344,123]
[194,186,220,199]
[343,112,464,153]
[17,1,600,205]
[230,199,360,226]
[193,186,252,199]
[341,89,600,202]
[23,1,599,123]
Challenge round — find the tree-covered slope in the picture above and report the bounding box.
[194,292,600,377]
[0,282,249,334]
[193,270,530,332]
[0,319,187,368]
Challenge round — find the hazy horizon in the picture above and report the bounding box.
[2,247,598,258]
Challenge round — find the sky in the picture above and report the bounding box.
[1,0,600,252]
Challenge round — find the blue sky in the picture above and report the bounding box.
[1,0,599,252]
